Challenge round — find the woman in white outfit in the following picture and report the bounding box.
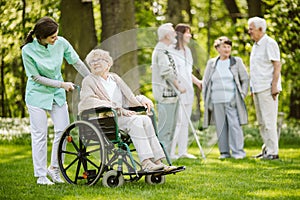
[21,17,90,185]
[170,24,202,159]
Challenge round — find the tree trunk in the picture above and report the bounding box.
[21,0,26,117]
[167,0,192,25]
[60,0,97,114]
[289,88,300,119]
[223,0,241,22]
[99,0,138,92]
[0,49,5,117]
[247,0,262,17]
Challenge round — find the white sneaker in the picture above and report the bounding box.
[170,155,179,160]
[159,163,178,172]
[142,160,164,172]
[47,166,64,183]
[233,155,245,159]
[37,176,54,185]
[179,153,197,159]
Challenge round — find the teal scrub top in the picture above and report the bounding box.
[22,36,79,110]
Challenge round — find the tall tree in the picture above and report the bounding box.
[60,0,97,113]
[247,0,262,17]
[167,0,192,25]
[167,0,204,122]
[99,0,138,92]
[264,0,300,119]
[223,0,241,22]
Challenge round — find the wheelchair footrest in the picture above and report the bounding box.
[159,166,186,176]
[123,169,165,176]
[123,166,185,176]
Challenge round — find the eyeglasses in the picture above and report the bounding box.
[90,59,109,67]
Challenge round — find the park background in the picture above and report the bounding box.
[0,0,299,199]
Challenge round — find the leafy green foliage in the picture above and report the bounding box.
[263,0,300,118]
[1,0,299,121]
[0,0,60,117]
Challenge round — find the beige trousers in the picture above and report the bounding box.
[118,115,165,162]
[253,88,279,155]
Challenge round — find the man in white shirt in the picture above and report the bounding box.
[248,17,282,160]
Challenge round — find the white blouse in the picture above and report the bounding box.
[100,75,123,107]
[171,46,194,104]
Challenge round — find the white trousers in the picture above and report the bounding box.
[118,115,165,162]
[253,88,279,155]
[171,103,192,157]
[27,103,69,177]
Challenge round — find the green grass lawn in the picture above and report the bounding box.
[0,144,299,200]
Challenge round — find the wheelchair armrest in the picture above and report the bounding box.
[126,106,147,112]
[81,106,114,116]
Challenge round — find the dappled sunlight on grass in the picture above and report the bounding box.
[0,145,32,164]
[0,144,299,199]
[248,189,300,199]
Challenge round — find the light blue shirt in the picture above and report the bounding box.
[211,59,235,103]
[22,36,79,110]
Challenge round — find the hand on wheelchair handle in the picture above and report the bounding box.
[60,82,75,92]
[141,101,153,114]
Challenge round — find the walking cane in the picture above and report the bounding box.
[169,82,206,159]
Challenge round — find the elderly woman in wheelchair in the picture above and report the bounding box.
[56,49,184,187]
[79,48,177,172]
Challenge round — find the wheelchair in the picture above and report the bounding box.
[57,106,185,187]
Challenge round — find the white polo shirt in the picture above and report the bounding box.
[250,34,281,93]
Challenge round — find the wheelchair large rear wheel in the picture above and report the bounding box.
[58,120,106,186]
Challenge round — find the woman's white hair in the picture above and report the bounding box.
[157,23,174,40]
[85,49,113,69]
[248,17,267,33]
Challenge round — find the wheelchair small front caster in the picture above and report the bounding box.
[102,170,124,188]
[145,174,165,185]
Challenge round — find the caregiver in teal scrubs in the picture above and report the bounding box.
[21,16,90,185]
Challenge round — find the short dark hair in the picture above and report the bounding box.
[214,36,232,48]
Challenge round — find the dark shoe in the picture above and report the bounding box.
[252,153,263,158]
[253,147,267,158]
[262,154,279,160]
[219,152,231,159]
